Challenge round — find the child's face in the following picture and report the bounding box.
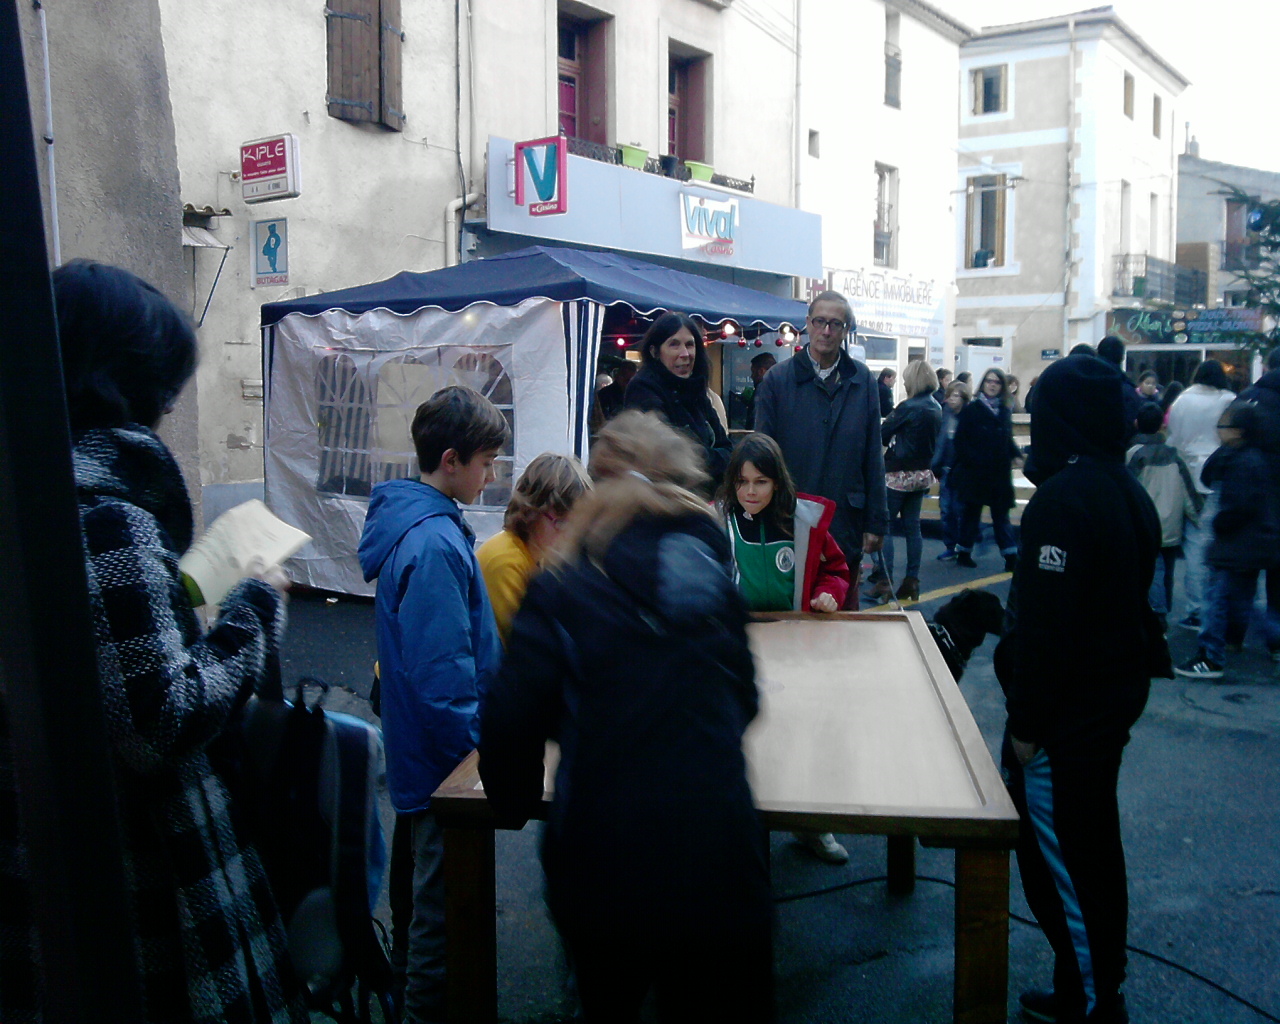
[453,448,500,505]
[735,460,776,517]
[946,392,965,413]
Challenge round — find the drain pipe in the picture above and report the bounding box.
[444,193,479,267]
[34,0,60,265]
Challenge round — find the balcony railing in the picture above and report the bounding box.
[1113,254,1207,307]
[562,135,755,194]
[1222,239,1262,272]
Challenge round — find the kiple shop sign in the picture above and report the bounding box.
[1106,307,1267,346]
[681,193,738,257]
[514,136,569,216]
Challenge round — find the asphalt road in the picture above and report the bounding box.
[280,527,1280,1023]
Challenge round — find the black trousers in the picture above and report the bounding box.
[1003,726,1136,1024]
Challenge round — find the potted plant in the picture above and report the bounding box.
[684,159,714,181]
[619,143,648,169]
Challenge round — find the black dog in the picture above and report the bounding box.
[927,588,1004,681]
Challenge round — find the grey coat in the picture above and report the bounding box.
[754,346,889,558]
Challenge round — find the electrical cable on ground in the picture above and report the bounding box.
[774,872,1280,1022]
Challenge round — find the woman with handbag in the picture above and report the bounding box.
[0,261,304,1024]
[873,361,943,602]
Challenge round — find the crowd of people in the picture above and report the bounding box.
[7,259,1278,1024]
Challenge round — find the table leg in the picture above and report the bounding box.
[887,834,916,895]
[444,825,497,1024]
[953,846,1009,1024]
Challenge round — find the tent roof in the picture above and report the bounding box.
[260,245,807,329]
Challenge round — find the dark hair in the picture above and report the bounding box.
[1192,359,1229,390]
[1160,380,1184,412]
[1096,336,1125,367]
[806,290,856,334]
[936,368,953,382]
[750,352,776,371]
[956,371,972,383]
[1135,401,1164,434]
[978,366,1011,406]
[612,360,637,381]
[720,432,797,538]
[1219,399,1261,444]
[1268,346,1280,371]
[639,312,708,378]
[877,367,896,384]
[1138,370,1159,385]
[53,259,197,430]
[411,385,509,473]
[1068,343,1097,358]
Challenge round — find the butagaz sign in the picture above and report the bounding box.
[240,134,301,204]
[1107,307,1267,346]
[825,267,944,339]
[513,136,568,216]
[681,193,738,257]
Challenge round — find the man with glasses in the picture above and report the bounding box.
[755,290,888,611]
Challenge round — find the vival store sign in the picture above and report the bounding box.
[240,134,301,204]
[513,136,568,216]
[681,193,738,257]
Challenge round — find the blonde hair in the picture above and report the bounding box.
[903,359,939,397]
[503,453,591,543]
[555,410,715,563]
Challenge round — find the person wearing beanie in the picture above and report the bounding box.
[1096,336,1143,441]
[995,354,1172,1024]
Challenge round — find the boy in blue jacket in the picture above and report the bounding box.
[358,385,508,1023]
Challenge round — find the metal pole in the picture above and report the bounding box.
[0,2,142,1020]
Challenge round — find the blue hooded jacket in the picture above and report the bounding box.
[358,479,500,813]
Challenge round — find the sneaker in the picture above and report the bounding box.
[937,549,957,562]
[795,831,849,865]
[1174,651,1224,679]
[1177,616,1201,632]
[955,552,977,568]
[1018,989,1057,1022]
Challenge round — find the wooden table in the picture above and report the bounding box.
[432,611,1019,1023]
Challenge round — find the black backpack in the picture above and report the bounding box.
[229,672,397,1024]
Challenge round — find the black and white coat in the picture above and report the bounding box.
[0,426,305,1024]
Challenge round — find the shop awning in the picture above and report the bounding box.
[260,244,807,329]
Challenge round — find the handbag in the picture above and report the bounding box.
[886,469,935,492]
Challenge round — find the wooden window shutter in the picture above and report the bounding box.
[379,0,405,131]
[993,174,1007,266]
[326,0,379,123]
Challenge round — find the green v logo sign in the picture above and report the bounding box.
[523,144,559,202]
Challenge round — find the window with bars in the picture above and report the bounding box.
[325,0,405,130]
[315,346,515,509]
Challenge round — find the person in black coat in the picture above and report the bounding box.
[1240,345,1280,666]
[877,367,897,418]
[995,354,1171,1024]
[478,411,772,1023]
[951,366,1022,571]
[623,311,732,487]
[875,360,942,602]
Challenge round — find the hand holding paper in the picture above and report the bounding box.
[179,500,310,607]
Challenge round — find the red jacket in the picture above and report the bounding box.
[795,493,851,611]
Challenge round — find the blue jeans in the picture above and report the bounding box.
[939,474,963,551]
[883,487,926,580]
[1180,492,1217,621]
[957,502,1018,557]
[1148,547,1180,618]
[1198,568,1279,663]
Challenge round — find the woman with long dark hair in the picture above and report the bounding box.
[623,311,732,483]
[951,366,1022,572]
[479,411,772,1022]
[0,261,304,1023]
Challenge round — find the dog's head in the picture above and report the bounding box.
[933,589,1004,653]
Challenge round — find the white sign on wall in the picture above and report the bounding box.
[252,218,288,287]
[681,193,739,257]
[827,266,945,341]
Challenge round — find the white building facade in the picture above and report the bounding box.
[158,0,817,517]
[801,0,969,388]
[955,8,1187,388]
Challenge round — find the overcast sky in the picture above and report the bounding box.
[939,0,1278,173]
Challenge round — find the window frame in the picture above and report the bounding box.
[1123,71,1134,119]
[874,163,899,268]
[1152,94,1162,138]
[325,0,404,131]
[963,173,1008,269]
[971,65,1007,116]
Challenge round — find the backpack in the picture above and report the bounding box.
[228,672,397,1024]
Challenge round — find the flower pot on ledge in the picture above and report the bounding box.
[684,160,714,181]
[619,144,648,169]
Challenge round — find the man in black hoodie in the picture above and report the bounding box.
[995,354,1172,1024]
[1240,345,1280,666]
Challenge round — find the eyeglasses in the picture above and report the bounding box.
[808,317,847,334]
